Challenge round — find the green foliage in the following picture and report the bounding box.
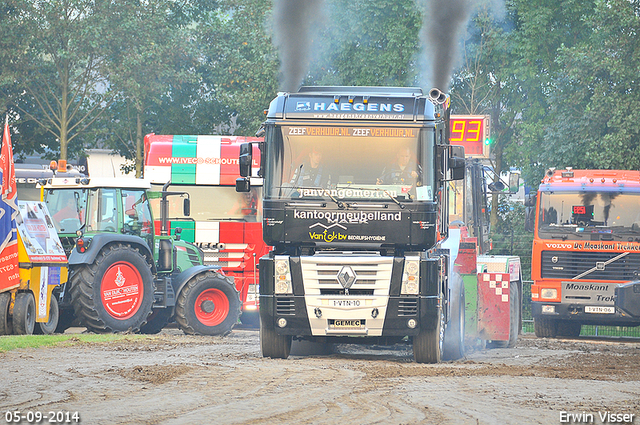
[309,0,422,87]
[0,0,117,160]
[195,0,280,135]
[1,0,640,181]
[545,0,640,170]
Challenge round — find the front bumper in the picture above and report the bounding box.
[531,301,640,326]
[260,294,440,337]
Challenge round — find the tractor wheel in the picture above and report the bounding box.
[139,308,174,334]
[175,271,241,336]
[0,292,12,335]
[443,279,466,361]
[557,321,582,338]
[13,292,36,335]
[534,316,558,338]
[260,317,292,359]
[413,304,444,364]
[34,295,59,335]
[70,244,154,333]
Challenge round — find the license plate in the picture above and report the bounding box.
[331,299,362,308]
[329,319,365,329]
[585,306,615,314]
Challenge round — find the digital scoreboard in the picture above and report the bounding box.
[449,115,491,158]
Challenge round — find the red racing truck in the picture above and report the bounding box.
[144,134,269,325]
[529,168,640,337]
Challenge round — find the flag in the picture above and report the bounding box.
[0,117,20,290]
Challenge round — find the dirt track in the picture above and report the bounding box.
[1,328,639,425]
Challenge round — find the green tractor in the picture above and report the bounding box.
[43,177,241,335]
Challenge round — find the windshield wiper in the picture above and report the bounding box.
[292,186,346,209]
[383,190,405,209]
[338,185,408,209]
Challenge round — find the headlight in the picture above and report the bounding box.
[274,257,292,294]
[275,259,289,275]
[402,257,420,295]
[275,279,291,294]
[540,288,558,299]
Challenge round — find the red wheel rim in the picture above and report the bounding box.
[194,288,229,326]
[101,262,144,320]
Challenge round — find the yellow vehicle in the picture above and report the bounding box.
[0,201,69,335]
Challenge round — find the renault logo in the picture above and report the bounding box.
[337,266,357,289]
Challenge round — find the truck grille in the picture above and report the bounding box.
[398,299,418,316]
[300,255,394,296]
[276,298,295,315]
[541,250,640,281]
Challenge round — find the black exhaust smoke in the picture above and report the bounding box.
[419,0,475,91]
[273,0,325,92]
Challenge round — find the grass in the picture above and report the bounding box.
[0,333,148,353]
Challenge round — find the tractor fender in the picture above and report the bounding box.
[69,234,155,273]
[170,265,224,297]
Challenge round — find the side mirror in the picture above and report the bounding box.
[508,171,521,194]
[524,194,537,207]
[239,143,253,178]
[449,145,465,181]
[488,181,506,192]
[183,198,190,216]
[236,177,251,193]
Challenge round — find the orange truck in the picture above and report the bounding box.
[529,168,640,337]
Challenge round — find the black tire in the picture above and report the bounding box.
[557,321,582,338]
[139,308,174,334]
[507,283,520,348]
[70,244,155,333]
[0,291,12,335]
[34,295,59,335]
[443,282,466,361]
[13,292,36,335]
[534,316,558,338]
[55,307,77,333]
[175,271,241,336]
[260,317,292,359]
[53,283,77,333]
[413,304,444,364]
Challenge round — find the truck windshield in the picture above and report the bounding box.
[538,191,640,235]
[265,125,434,202]
[150,185,262,222]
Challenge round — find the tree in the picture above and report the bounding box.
[195,0,280,136]
[99,0,198,177]
[1,0,117,161]
[308,0,422,87]
[451,3,522,227]
[506,0,596,183]
[545,0,640,170]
